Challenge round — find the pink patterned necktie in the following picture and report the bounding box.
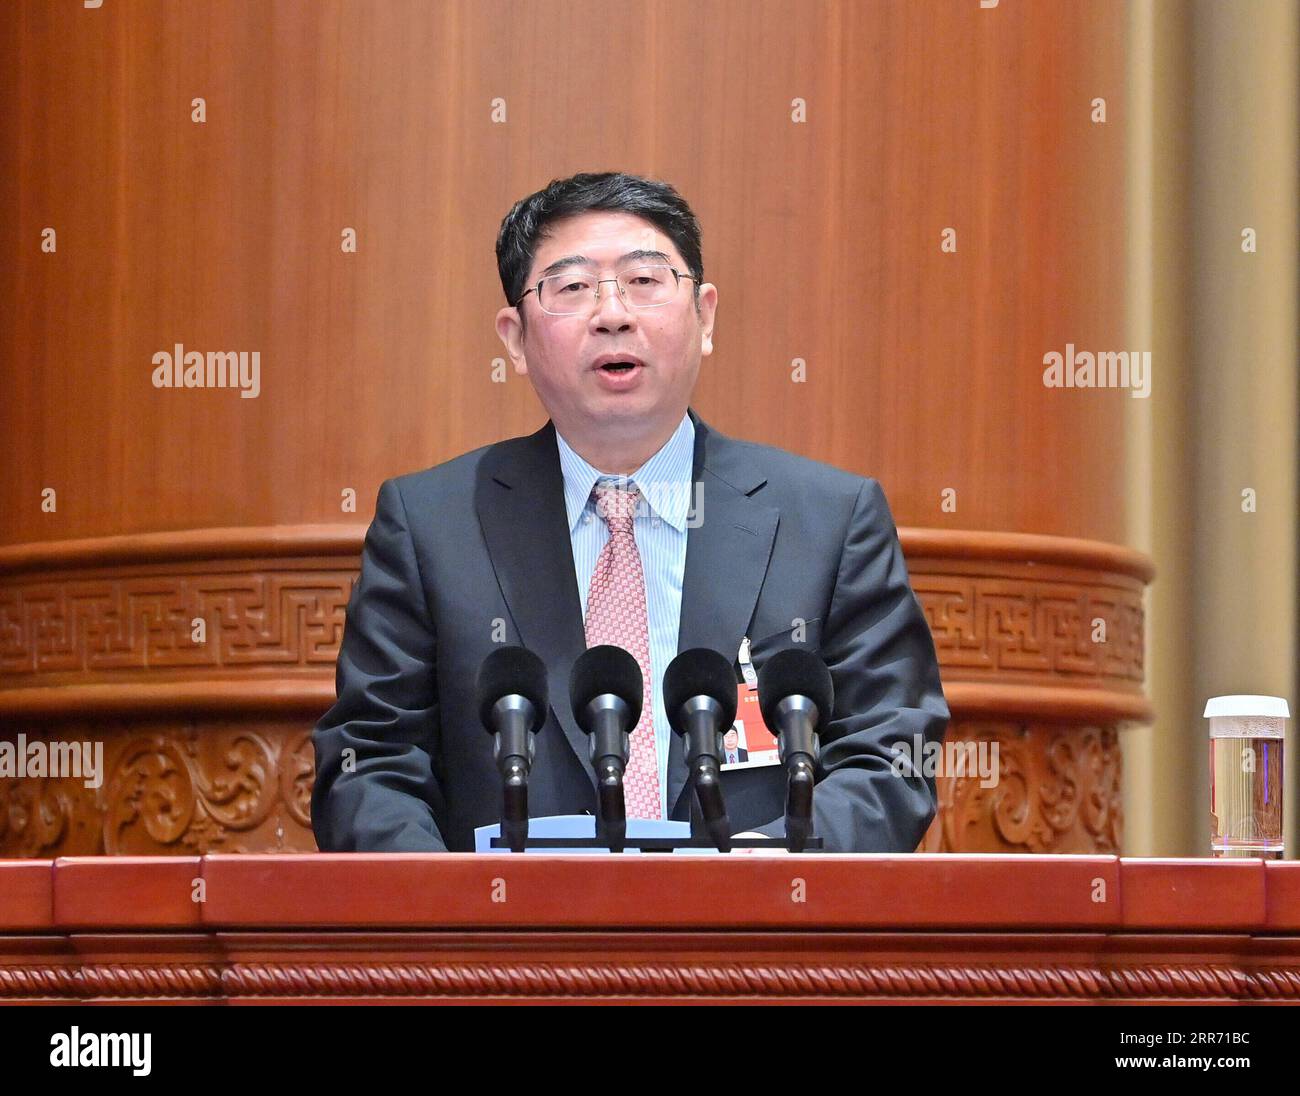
[583,481,662,819]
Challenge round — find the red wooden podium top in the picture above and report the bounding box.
[2,855,1298,1004]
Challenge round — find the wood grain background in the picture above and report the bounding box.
[1,0,1127,546]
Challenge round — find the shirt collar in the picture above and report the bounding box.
[555,412,696,533]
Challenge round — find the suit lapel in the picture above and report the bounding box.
[668,412,779,817]
[474,411,780,816]
[474,421,594,787]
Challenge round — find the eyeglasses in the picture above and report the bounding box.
[513,263,699,316]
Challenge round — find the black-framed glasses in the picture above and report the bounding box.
[513,263,699,316]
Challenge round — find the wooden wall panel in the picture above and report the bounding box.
[2,0,1127,543]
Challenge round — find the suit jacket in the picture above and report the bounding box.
[724,747,749,764]
[311,408,950,853]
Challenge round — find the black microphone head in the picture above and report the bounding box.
[476,645,549,733]
[663,647,739,734]
[569,644,643,733]
[757,648,834,730]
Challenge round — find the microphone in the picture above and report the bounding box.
[757,648,834,852]
[663,648,737,852]
[570,644,643,852]
[476,645,549,853]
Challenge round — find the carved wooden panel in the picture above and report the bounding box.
[0,567,354,679]
[0,717,1117,857]
[0,722,316,857]
[913,577,1144,681]
[919,723,1122,853]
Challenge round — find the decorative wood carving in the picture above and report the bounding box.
[0,568,354,676]
[0,960,1295,1002]
[919,723,1122,853]
[913,578,1144,680]
[0,723,317,857]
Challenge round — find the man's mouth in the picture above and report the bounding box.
[592,354,646,374]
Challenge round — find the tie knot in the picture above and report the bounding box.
[593,480,641,531]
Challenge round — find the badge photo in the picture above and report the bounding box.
[721,636,781,770]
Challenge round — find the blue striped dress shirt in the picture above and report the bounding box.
[555,412,695,819]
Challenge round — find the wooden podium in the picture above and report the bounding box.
[2,855,1298,1004]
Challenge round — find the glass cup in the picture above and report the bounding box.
[1206,695,1289,858]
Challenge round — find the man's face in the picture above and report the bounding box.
[724,729,738,750]
[496,211,717,445]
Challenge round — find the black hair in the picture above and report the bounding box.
[495,171,703,333]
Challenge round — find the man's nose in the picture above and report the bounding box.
[590,279,637,330]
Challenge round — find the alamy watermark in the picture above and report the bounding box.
[602,479,705,529]
[1042,344,1151,399]
[151,344,260,398]
[0,734,103,789]
[889,734,1000,789]
[50,1027,151,1076]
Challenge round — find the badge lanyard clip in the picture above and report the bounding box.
[738,636,758,690]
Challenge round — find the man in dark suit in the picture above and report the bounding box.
[721,729,748,766]
[311,171,949,853]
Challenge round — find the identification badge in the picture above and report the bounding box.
[721,636,780,770]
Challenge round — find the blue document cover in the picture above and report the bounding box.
[474,814,699,854]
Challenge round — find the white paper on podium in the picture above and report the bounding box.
[475,814,728,854]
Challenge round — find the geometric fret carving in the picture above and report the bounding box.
[0,570,1145,686]
[0,570,356,675]
[912,576,1145,682]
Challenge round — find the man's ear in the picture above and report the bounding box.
[697,282,718,357]
[494,307,529,375]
